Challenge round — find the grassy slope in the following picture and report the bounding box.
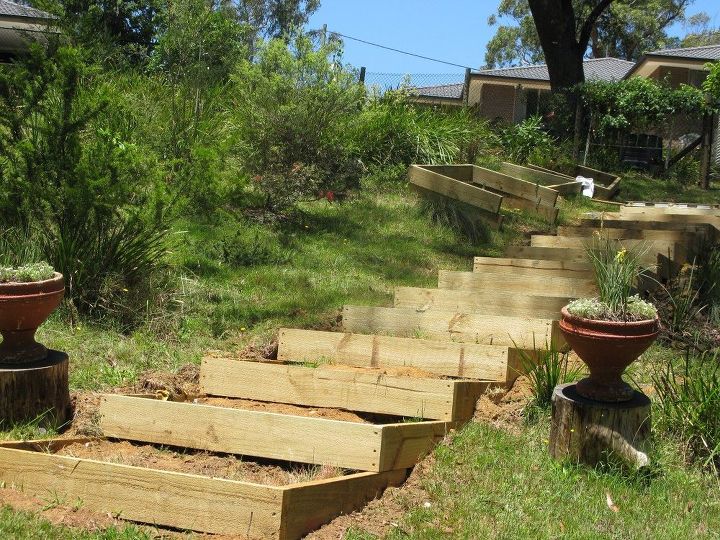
[3,174,720,538]
[355,421,720,540]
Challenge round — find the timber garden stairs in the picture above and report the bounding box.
[0,202,717,539]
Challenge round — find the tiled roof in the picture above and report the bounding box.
[0,0,53,19]
[475,57,635,82]
[410,82,464,99]
[645,44,720,61]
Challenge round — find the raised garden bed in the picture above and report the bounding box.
[277,328,518,381]
[341,305,565,351]
[200,356,488,422]
[0,438,406,539]
[525,163,621,200]
[411,164,560,222]
[97,394,451,473]
[407,164,504,228]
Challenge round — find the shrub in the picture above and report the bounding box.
[0,44,171,325]
[354,90,497,168]
[230,36,364,216]
[653,351,720,472]
[501,116,555,164]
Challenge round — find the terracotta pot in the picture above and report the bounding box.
[0,273,65,365]
[559,306,659,402]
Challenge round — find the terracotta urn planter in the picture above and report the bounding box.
[559,306,659,402]
[0,273,65,365]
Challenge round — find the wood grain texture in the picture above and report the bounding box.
[472,256,593,278]
[499,162,580,195]
[557,225,706,238]
[277,328,513,381]
[620,205,720,216]
[472,166,559,208]
[582,212,720,236]
[0,351,70,425]
[549,383,651,468]
[279,469,407,540]
[0,443,407,539]
[408,165,502,214]
[393,286,568,320]
[437,270,596,298]
[200,357,488,421]
[341,305,565,350]
[98,395,449,472]
[0,445,284,537]
[504,245,588,263]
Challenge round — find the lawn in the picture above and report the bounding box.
[3,172,720,539]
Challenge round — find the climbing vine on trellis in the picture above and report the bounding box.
[580,77,713,137]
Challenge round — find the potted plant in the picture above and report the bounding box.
[0,262,64,364]
[560,236,659,402]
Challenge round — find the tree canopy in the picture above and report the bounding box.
[486,0,693,68]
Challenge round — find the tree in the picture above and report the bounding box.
[486,0,691,69]
[234,0,320,40]
[681,13,720,48]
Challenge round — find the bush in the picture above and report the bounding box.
[0,43,170,325]
[354,90,497,168]
[653,351,720,472]
[501,116,556,164]
[230,36,364,216]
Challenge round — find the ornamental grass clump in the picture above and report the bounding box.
[567,235,657,322]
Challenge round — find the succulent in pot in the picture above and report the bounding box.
[560,236,659,402]
[0,262,64,365]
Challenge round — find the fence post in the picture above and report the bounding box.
[463,67,471,107]
[359,66,366,85]
[699,100,713,189]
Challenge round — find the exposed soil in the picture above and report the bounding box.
[56,439,343,486]
[196,396,370,423]
[6,361,537,539]
[307,443,441,540]
[0,487,121,531]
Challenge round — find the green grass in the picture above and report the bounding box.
[620,173,720,204]
[369,420,720,540]
[0,507,152,540]
[4,172,720,538]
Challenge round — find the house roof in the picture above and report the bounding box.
[474,57,635,83]
[409,82,464,100]
[644,44,720,61]
[0,0,53,20]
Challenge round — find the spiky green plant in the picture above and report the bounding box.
[653,350,720,473]
[573,233,656,320]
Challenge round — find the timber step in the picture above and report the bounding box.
[200,356,490,422]
[393,286,568,320]
[437,269,596,298]
[504,245,588,263]
[472,256,593,279]
[98,394,451,473]
[341,305,564,350]
[277,328,520,381]
[0,438,407,539]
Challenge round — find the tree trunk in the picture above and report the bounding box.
[528,0,586,91]
[549,383,651,469]
[0,350,71,427]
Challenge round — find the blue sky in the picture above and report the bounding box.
[308,0,720,75]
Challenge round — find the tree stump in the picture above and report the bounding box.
[549,382,651,468]
[0,350,71,427]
